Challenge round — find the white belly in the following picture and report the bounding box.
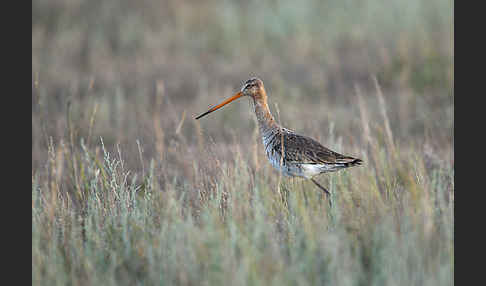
[268,159,339,179]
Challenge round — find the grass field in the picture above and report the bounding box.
[32,0,453,285]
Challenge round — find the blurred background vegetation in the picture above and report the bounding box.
[32,0,453,285]
[32,0,453,169]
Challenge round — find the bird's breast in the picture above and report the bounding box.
[262,133,306,178]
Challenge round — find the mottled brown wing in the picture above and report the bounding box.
[272,129,359,165]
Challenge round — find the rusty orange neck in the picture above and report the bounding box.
[252,90,278,133]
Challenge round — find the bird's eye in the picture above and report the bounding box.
[244,83,254,90]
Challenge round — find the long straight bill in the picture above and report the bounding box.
[195,91,244,120]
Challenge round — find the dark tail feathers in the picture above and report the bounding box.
[343,158,363,167]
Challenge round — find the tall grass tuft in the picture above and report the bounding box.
[33,126,453,285]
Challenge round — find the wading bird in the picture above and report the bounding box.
[195,77,362,197]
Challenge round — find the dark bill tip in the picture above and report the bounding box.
[195,109,214,120]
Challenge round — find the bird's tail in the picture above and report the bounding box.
[339,157,363,167]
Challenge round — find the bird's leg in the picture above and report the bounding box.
[310,178,330,196]
[310,178,332,207]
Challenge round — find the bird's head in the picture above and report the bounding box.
[195,77,267,120]
[240,77,265,99]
